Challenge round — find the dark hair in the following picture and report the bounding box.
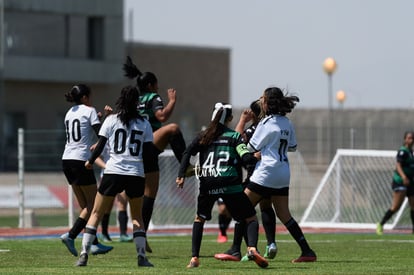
[115,86,142,127]
[403,131,414,140]
[250,99,261,118]
[65,84,91,104]
[263,87,299,116]
[199,103,232,146]
[123,56,158,92]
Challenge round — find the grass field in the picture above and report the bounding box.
[0,232,413,274]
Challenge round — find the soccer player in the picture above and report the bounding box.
[377,131,414,235]
[243,87,316,263]
[76,85,154,267]
[215,99,278,261]
[176,102,268,269]
[96,151,134,243]
[60,84,113,257]
[123,56,189,252]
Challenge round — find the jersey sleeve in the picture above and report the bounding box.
[177,136,201,177]
[247,121,268,152]
[98,115,113,138]
[396,149,408,163]
[89,107,101,126]
[151,95,164,112]
[288,122,297,151]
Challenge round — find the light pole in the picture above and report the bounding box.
[336,90,346,109]
[323,57,337,160]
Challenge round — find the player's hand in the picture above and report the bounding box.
[103,105,113,116]
[90,142,97,151]
[176,177,184,189]
[240,109,253,123]
[85,161,93,170]
[402,176,409,186]
[254,151,261,160]
[167,88,177,103]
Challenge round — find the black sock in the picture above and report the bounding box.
[261,207,276,244]
[142,196,155,231]
[218,214,231,236]
[118,210,128,235]
[231,221,245,252]
[285,218,311,253]
[380,209,395,225]
[69,217,87,239]
[169,131,186,163]
[191,222,204,257]
[411,210,414,232]
[245,219,259,248]
[101,213,110,235]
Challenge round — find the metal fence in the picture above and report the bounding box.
[3,128,316,229]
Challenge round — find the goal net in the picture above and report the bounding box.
[300,149,411,230]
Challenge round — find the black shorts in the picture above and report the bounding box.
[143,143,162,173]
[246,181,289,198]
[197,192,256,222]
[62,160,96,186]
[408,185,414,197]
[99,174,145,198]
[392,181,414,197]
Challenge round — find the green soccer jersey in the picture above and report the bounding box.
[392,146,414,185]
[181,127,250,195]
[138,92,163,131]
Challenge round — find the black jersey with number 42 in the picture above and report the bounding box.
[180,127,249,195]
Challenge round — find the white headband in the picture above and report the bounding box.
[211,102,232,124]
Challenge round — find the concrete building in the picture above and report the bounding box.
[0,0,230,170]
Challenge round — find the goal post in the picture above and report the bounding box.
[300,149,409,230]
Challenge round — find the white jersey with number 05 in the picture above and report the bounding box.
[99,114,153,177]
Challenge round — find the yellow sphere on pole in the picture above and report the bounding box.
[336,90,346,103]
[323,57,337,75]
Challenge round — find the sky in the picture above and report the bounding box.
[124,0,414,109]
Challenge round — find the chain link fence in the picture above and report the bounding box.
[0,128,315,229]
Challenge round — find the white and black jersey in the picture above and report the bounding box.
[62,104,101,161]
[248,115,297,189]
[99,114,153,177]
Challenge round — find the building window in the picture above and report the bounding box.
[5,11,66,57]
[87,17,104,60]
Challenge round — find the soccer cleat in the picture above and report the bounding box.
[60,233,78,256]
[264,243,278,259]
[217,233,228,243]
[186,257,200,268]
[119,234,133,242]
[248,249,268,268]
[145,240,153,253]
[240,253,250,262]
[90,243,113,255]
[76,253,88,266]
[138,255,154,267]
[291,250,317,263]
[214,249,241,262]
[376,223,383,235]
[99,233,112,243]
